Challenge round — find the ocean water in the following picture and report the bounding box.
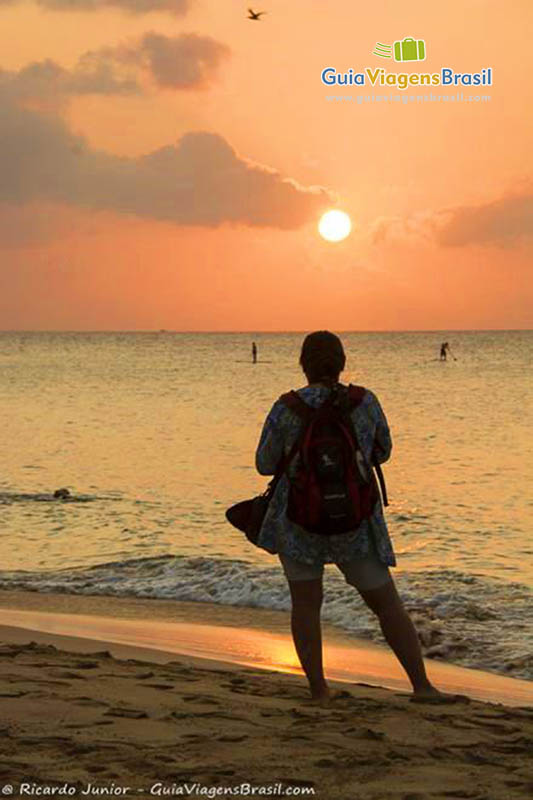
[0,331,531,680]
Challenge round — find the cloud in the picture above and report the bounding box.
[0,30,323,241]
[0,32,229,112]
[433,191,533,247]
[0,0,190,15]
[100,31,231,90]
[370,211,436,245]
[0,99,332,237]
[133,32,230,89]
[371,188,533,249]
[0,57,140,113]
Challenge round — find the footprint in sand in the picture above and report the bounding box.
[103,707,149,719]
[504,781,533,793]
[280,734,313,742]
[167,710,248,722]
[167,712,194,720]
[165,665,202,680]
[360,727,386,740]
[182,695,220,705]
[71,697,109,708]
[341,726,386,740]
[25,678,72,687]
[313,758,337,768]
[289,710,324,725]
[491,738,533,754]
[63,742,99,756]
[64,721,114,728]
[202,668,234,676]
[140,683,175,690]
[217,734,248,743]
[48,670,87,680]
[219,678,251,692]
[205,769,236,778]
[222,684,257,695]
[462,750,494,765]
[19,735,71,746]
[468,716,522,734]
[427,746,456,760]
[386,750,410,761]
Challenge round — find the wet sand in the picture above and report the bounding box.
[0,590,532,707]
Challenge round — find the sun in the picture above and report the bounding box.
[318,209,352,242]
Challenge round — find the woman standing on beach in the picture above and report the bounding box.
[255,331,448,705]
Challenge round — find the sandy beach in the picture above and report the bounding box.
[0,591,532,800]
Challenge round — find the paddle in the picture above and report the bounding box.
[448,346,458,361]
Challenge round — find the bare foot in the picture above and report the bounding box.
[410,686,470,704]
[310,687,351,707]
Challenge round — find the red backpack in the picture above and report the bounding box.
[278,384,387,536]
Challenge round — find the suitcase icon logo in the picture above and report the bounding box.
[393,37,426,62]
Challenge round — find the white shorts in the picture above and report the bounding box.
[278,552,392,592]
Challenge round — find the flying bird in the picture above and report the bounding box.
[248,9,266,20]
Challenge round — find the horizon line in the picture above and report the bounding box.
[0,328,531,334]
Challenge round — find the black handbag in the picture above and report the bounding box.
[225,440,299,552]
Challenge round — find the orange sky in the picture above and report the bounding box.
[0,0,531,330]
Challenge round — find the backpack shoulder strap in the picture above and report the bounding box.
[346,385,389,507]
[278,390,315,422]
[347,384,367,409]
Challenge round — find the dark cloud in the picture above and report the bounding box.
[0,32,229,109]
[371,189,533,249]
[98,31,230,90]
[434,191,533,247]
[0,99,331,236]
[0,0,190,15]
[129,32,230,89]
[370,211,434,245]
[0,57,140,113]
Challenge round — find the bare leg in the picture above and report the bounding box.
[287,578,329,702]
[359,578,440,697]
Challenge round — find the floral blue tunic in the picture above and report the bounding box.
[255,384,396,567]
